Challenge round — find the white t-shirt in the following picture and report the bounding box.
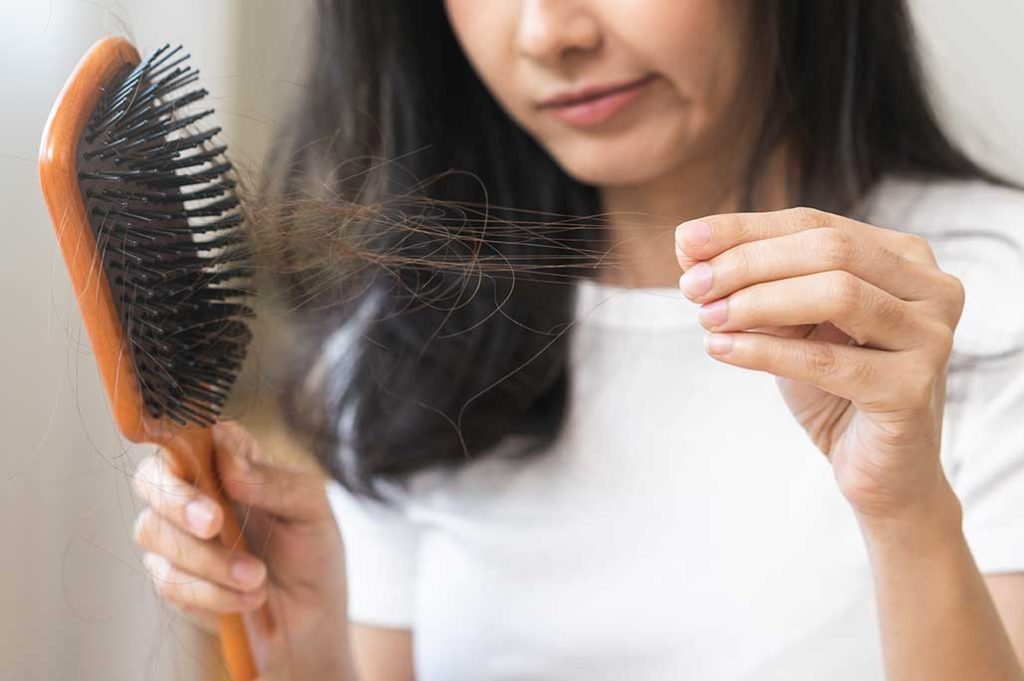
[325,176,1024,681]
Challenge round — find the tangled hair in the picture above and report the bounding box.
[252,0,999,498]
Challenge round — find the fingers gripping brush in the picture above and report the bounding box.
[39,37,269,679]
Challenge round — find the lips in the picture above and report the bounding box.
[538,74,657,128]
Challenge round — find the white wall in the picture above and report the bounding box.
[0,2,1021,680]
[909,0,1024,181]
[0,2,241,679]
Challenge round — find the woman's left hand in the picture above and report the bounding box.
[675,207,966,525]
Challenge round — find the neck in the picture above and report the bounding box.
[595,141,793,288]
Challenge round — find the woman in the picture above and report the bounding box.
[131,1,1024,678]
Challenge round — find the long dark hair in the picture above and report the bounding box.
[263,0,996,497]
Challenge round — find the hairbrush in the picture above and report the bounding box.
[39,37,265,680]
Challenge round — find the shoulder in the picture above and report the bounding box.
[864,174,1024,237]
[864,174,1024,358]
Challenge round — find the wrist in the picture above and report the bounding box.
[260,614,356,681]
[856,475,964,555]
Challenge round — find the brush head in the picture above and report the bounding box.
[75,44,252,427]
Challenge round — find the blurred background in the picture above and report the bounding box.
[0,1,1022,679]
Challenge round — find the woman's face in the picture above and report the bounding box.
[444,0,754,188]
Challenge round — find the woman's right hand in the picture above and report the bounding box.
[131,421,354,678]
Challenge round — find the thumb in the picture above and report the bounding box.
[212,421,331,524]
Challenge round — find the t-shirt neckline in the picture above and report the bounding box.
[574,278,701,330]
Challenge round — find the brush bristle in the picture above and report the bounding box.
[77,44,253,427]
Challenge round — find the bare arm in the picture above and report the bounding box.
[247,619,413,680]
[256,622,413,680]
[860,482,1024,680]
[989,574,1024,664]
[350,625,415,681]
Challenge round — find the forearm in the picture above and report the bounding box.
[250,526,361,680]
[284,615,360,681]
[859,479,1024,681]
[251,602,359,680]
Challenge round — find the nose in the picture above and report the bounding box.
[517,0,602,65]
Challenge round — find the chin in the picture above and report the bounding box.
[551,150,675,188]
[542,133,687,188]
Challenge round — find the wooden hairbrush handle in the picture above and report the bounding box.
[162,426,271,680]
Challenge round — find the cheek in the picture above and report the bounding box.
[619,0,742,111]
[444,0,521,108]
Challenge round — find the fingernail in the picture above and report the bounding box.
[143,552,171,581]
[698,299,729,327]
[231,558,266,588]
[705,333,734,355]
[680,262,713,298]
[676,220,712,249]
[185,499,216,535]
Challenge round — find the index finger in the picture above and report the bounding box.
[213,422,331,524]
[674,207,937,269]
[132,453,223,539]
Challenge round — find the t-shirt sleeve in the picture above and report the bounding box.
[944,351,1024,575]
[325,478,420,628]
[927,181,1024,575]
[890,178,1024,574]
